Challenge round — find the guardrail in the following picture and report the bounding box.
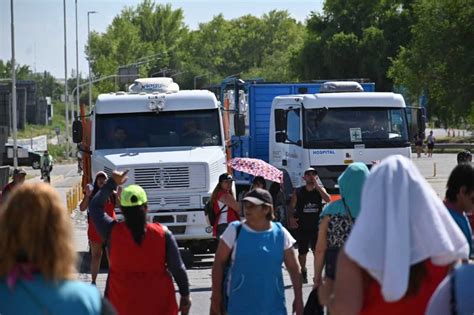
[433,143,474,150]
[66,182,83,213]
[412,143,473,152]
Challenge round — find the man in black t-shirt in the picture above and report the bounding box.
[288,168,331,284]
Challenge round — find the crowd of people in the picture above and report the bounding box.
[0,152,472,315]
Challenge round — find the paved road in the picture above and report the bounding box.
[25,163,81,205]
[39,154,460,314]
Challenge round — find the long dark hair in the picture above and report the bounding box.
[91,174,115,205]
[406,261,427,297]
[121,204,147,245]
[210,181,236,206]
[91,174,107,197]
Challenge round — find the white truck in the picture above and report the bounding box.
[269,82,424,194]
[74,78,228,260]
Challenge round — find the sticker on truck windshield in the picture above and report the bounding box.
[350,128,362,142]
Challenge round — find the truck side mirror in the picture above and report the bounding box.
[275,110,286,132]
[276,132,287,143]
[72,120,83,144]
[234,114,246,137]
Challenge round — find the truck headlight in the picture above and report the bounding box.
[202,196,210,206]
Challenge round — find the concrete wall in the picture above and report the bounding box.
[0,81,48,135]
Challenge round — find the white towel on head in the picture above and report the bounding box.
[344,155,469,302]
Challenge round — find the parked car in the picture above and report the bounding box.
[2,144,42,169]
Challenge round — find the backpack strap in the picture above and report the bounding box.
[229,222,243,260]
[235,222,242,240]
[217,203,227,214]
[342,198,354,224]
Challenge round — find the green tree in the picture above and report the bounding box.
[389,0,474,125]
[179,10,304,86]
[0,60,32,80]
[88,1,186,94]
[29,71,63,100]
[293,0,415,91]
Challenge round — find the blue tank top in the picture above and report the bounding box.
[448,208,473,256]
[227,221,286,315]
[0,275,102,315]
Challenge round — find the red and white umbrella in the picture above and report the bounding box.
[227,157,283,183]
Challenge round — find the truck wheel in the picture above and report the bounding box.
[180,249,194,269]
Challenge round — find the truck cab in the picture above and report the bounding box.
[75,78,228,255]
[269,82,424,193]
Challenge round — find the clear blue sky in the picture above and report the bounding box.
[0,0,322,78]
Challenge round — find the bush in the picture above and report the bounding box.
[47,143,67,162]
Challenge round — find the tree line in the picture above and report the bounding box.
[1,0,472,126]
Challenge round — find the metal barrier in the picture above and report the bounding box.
[66,182,83,213]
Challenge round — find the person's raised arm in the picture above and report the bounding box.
[79,185,92,212]
[220,193,241,215]
[89,170,127,241]
[284,247,303,315]
[315,179,331,203]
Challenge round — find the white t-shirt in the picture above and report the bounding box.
[217,200,229,225]
[221,222,296,262]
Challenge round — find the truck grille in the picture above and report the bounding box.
[134,165,206,190]
[147,196,192,207]
[103,166,113,178]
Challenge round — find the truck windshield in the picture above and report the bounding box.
[95,109,222,149]
[304,107,409,149]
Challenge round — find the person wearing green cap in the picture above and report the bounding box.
[89,170,191,315]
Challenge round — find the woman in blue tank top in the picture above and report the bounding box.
[0,183,114,315]
[210,188,303,315]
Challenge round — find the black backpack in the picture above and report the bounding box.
[204,200,226,226]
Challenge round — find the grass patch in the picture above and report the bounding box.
[48,143,69,162]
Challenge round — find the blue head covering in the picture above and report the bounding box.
[320,162,370,218]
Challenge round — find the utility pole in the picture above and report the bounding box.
[10,0,18,168]
[75,0,79,122]
[63,0,70,159]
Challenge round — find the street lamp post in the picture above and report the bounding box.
[75,0,79,122]
[87,11,97,108]
[10,0,18,168]
[63,0,69,159]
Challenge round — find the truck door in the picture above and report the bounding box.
[272,103,303,189]
[405,107,426,140]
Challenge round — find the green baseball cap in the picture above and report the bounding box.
[120,185,148,207]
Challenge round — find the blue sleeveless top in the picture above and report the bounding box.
[0,275,102,315]
[227,221,286,315]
